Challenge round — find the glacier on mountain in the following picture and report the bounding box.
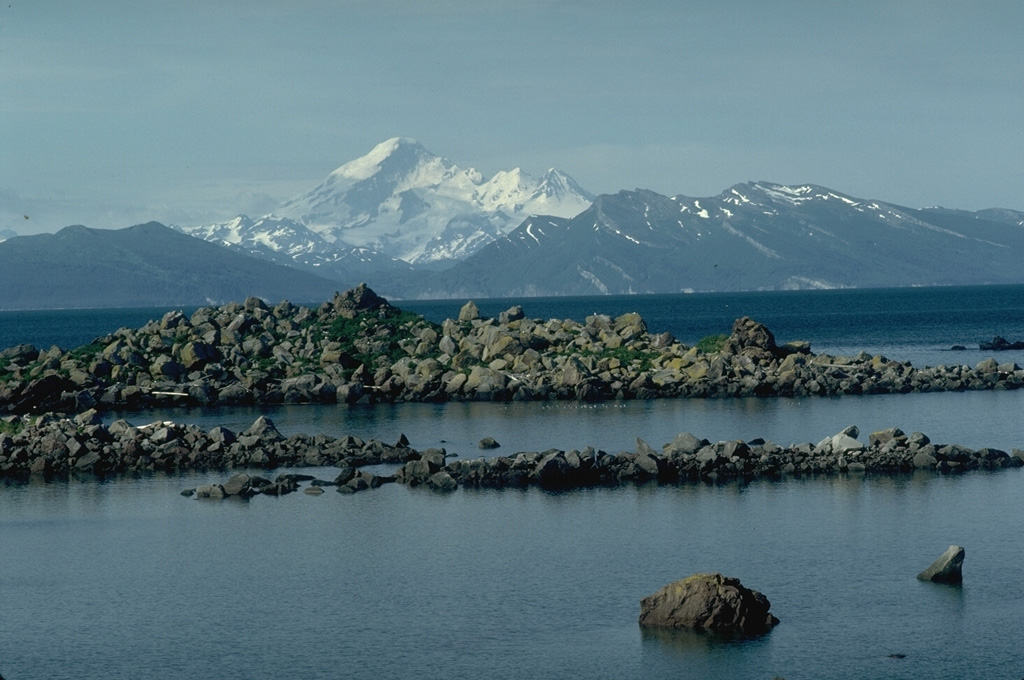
[276,138,594,263]
[178,138,593,279]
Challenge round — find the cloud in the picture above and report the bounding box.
[234,191,281,218]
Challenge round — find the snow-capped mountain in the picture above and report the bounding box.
[185,214,328,261]
[176,143,1024,299]
[410,181,1024,297]
[177,214,414,291]
[276,137,594,264]
[0,228,17,243]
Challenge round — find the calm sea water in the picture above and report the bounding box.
[3,286,1024,680]
[2,470,1022,680]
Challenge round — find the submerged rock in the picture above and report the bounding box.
[638,572,779,636]
[917,545,965,584]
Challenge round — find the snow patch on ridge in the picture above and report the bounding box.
[719,221,782,259]
[329,137,416,181]
[576,266,609,294]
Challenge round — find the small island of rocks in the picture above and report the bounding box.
[1,284,1022,417]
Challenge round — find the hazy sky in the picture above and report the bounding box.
[2,1,1022,234]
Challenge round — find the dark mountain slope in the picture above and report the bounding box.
[0,222,344,309]
[414,183,1024,297]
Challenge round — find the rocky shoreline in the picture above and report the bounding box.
[1,284,1022,415]
[1,411,1020,494]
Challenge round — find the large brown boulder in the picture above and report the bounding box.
[332,283,392,319]
[639,572,779,636]
[721,316,780,361]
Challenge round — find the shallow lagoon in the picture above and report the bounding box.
[107,387,1024,457]
[2,463,1022,679]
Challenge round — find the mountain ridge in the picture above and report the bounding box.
[408,182,1024,298]
[0,222,344,310]
[176,139,1024,299]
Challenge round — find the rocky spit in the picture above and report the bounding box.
[1,412,1021,495]
[2,284,1023,415]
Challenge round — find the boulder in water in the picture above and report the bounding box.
[639,572,779,636]
[917,545,965,584]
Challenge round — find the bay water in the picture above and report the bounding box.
[2,285,1024,679]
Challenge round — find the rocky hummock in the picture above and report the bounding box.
[1,286,1023,416]
[638,573,779,636]
[917,545,965,584]
[1,412,1021,491]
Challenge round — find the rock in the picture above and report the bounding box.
[780,340,811,355]
[338,476,369,494]
[498,305,525,324]
[979,336,1024,351]
[868,427,906,447]
[74,451,102,472]
[830,432,864,455]
[639,573,779,636]
[974,358,999,373]
[721,317,780,360]
[458,300,480,321]
[223,473,254,497]
[74,409,102,427]
[912,451,937,469]
[479,437,500,449]
[426,471,458,491]
[242,415,284,442]
[917,545,965,583]
[194,484,226,499]
[332,283,391,319]
[664,432,703,456]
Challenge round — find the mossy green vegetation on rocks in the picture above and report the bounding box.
[697,334,728,354]
[571,345,661,372]
[325,307,439,372]
[0,417,23,435]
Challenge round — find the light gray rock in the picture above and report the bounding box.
[831,432,864,454]
[222,473,252,496]
[194,484,226,499]
[664,432,703,456]
[458,301,480,321]
[869,427,906,447]
[912,451,938,469]
[917,545,965,584]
